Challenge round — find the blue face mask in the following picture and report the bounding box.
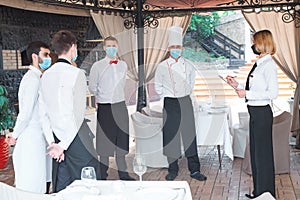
[39,57,52,70]
[170,49,182,59]
[71,52,78,62]
[106,47,118,58]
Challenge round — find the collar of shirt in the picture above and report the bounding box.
[167,57,184,66]
[104,56,118,65]
[256,54,272,67]
[57,58,72,65]
[29,65,42,78]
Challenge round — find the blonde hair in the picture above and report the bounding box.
[253,30,276,55]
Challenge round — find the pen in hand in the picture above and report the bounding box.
[218,75,237,89]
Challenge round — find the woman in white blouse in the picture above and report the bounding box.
[227,30,278,199]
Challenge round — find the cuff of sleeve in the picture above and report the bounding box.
[58,141,68,151]
[237,83,244,89]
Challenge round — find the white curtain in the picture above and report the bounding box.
[243,11,300,134]
[90,11,191,82]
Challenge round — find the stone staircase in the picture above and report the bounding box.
[193,62,295,101]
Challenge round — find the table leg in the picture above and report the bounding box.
[217,145,221,169]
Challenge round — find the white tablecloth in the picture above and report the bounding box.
[195,106,234,160]
[54,180,192,200]
[131,104,234,169]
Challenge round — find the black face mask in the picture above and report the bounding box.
[251,45,261,55]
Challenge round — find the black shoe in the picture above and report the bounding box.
[190,171,207,181]
[119,174,135,181]
[165,173,178,181]
[245,194,256,199]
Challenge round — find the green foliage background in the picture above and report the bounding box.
[0,85,15,133]
[188,12,220,39]
[183,11,235,62]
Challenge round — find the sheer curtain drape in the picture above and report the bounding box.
[90,11,191,82]
[243,11,300,134]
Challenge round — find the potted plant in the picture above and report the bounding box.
[0,85,16,169]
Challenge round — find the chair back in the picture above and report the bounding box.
[243,111,292,175]
[238,112,249,129]
[131,112,168,168]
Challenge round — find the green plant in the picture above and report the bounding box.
[188,12,220,39]
[0,85,16,134]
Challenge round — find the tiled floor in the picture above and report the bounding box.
[0,98,297,199]
[1,145,300,200]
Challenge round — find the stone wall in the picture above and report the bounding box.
[0,5,99,71]
[215,11,247,45]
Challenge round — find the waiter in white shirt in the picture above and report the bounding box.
[154,26,207,181]
[40,30,100,192]
[89,36,134,180]
[7,41,52,194]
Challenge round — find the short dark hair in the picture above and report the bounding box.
[26,41,50,64]
[104,36,118,46]
[51,30,77,55]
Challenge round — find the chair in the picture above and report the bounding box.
[232,112,250,158]
[0,182,53,200]
[243,111,292,175]
[131,111,168,168]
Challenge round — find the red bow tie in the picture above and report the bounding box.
[109,60,118,65]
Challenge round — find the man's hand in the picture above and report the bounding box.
[47,143,65,162]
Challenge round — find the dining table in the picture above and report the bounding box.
[53,180,192,200]
[194,103,234,163]
[131,102,234,169]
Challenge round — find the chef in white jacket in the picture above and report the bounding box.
[154,26,206,182]
[7,41,52,194]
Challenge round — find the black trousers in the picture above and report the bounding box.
[99,155,128,179]
[163,96,200,173]
[52,120,100,192]
[168,155,200,174]
[96,101,129,179]
[248,105,275,198]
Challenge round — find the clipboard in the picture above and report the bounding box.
[218,75,237,89]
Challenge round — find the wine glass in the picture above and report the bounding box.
[81,166,96,183]
[133,154,147,183]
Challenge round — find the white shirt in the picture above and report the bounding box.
[155,57,195,98]
[88,57,127,104]
[12,65,42,139]
[239,54,278,106]
[40,61,86,150]
[12,65,52,194]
